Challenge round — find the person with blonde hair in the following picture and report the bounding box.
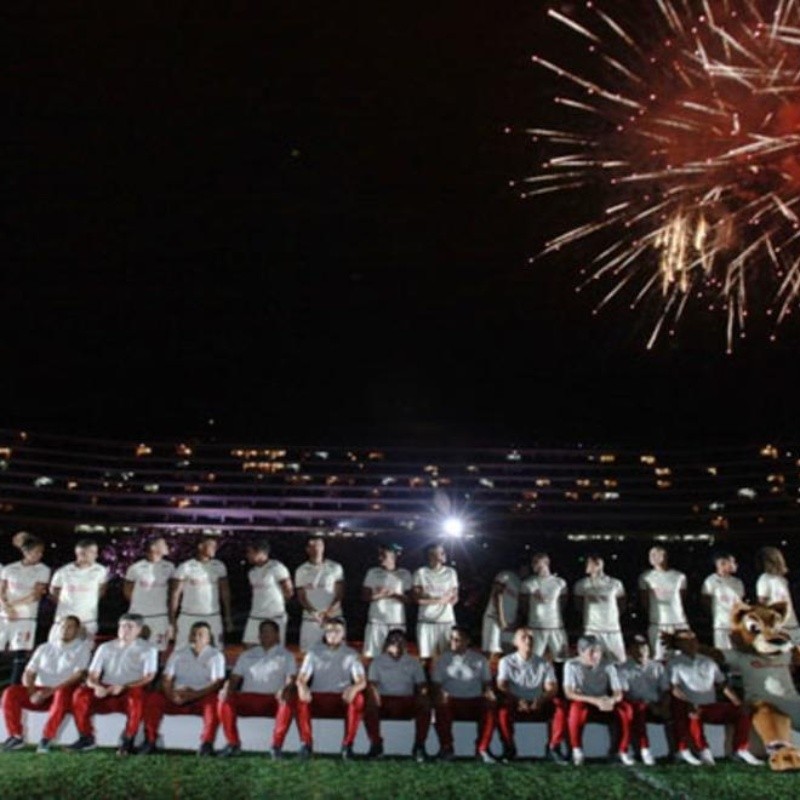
[757,547,799,643]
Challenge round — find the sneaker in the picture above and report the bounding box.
[502,743,518,763]
[477,750,498,764]
[218,744,242,758]
[572,748,584,767]
[438,747,455,762]
[734,749,764,767]
[137,740,159,756]
[618,751,635,767]
[297,743,312,760]
[36,738,52,755]
[2,736,25,752]
[340,744,354,761]
[640,748,655,767]
[411,743,427,763]
[117,736,136,757]
[698,748,715,766]
[366,741,384,760]
[675,749,702,766]
[197,742,215,757]
[68,735,97,752]
[546,745,568,766]
[270,746,283,760]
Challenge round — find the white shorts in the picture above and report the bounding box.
[176,613,224,649]
[416,622,452,659]
[363,622,406,657]
[139,615,171,652]
[586,629,625,663]
[481,615,503,654]
[0,618,37,651]
[48,617,98,644]
[243,615,287,646]
[300,618,348,652]
[648,623,683,660]
[532,628,568,661]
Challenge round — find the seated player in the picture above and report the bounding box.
[364,628,430,762]
[616,634,670,766]
[141,621,226,756]
[496,626,568,763]
[69,613,158,755]
[296,617,366,759]
[563,635,633,766]
[667,629,762,767]
[431,625,497,763]
[217,619,298,758]
[2,616,90,753]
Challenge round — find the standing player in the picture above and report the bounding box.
[574,554,626,663]
[69,613,158,755]
[1,616,90,753]
[413,544,459,665]
[756,547,800,643]
[123,535,175,654]
[49,539,109,643]
[701,552,745,649]
[294,536,345,652]
[520,553,568,662]
[242,540,293,647]
[171,534,233,649]
[1,534,51,683]
[481,562,525,657]
[638,546,688,660]
[217,619,299,758]
[362,544,413,658]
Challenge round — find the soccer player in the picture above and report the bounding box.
[69,613,158,755]
[171,534,233,649]
[563,635,633,766]
[701,552,745,649]
[519,553,568,662]
[294,535,345,652]
[217,619,299,758]
[616,634,669,766]
[413,544,459,664]
[756,547,800,643]
[364,628,430,761]
[1,615,90,753]
[242,540,293,646]
[296,616,366,759]
[431,625,497,763]
[667,629,762,766]
[49,538,109,643]
[638,546,688,660]
[574,554,626,663]
[362,544,413,658]
[481,562,525,657]
[141,621,226,756]
[0,534,51,683]
[496,627,568,763]
[123,535,175,653]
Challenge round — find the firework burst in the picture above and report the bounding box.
[522,0,800,350]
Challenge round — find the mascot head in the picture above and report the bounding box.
[731,601,793,656]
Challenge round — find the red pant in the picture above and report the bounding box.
[217,692,296,748]
[2,685,74,740]
[434,696,496,753]
[296,691,365,747]
[671,698,750,752]
[626,700,667,749]
[364,694,431,746]
[497,696,567,749]
[143,692,219,744]
[72,685,146,738]
[568,700,632,753]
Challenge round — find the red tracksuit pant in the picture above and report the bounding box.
[72,685,146,738]
[567,700,632,753]
[671,698,750,752]
[364,694,431,746]
[2,685,74,740]
[143,692,219,745]
[434,696,496,753]
[296,691,365,747]
[217,692,296,748]
[497,696,567,749]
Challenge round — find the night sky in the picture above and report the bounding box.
[4,3,799,448]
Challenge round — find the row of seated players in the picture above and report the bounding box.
[0,613,767,767]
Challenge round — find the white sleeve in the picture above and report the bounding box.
[362,569,378,590]
[607,664,622,693]
[124,563,138,582]
[333,562,344,582]
[299,652,314,679]
[701,576,713,596]
[276,562,290,582]
[50,567,65,589]
[677,573,687,591]
[614,579,625,598]
[497,657,510,683]
[401,570,413,592]
[210,651,226,681]
[231,653,248,677]
[545,662,557,686]
[284,651,298,677]
[412,568,424,589]
[215,561,228,579]
[562,662,577,691]
[88,645,105,675]
[163,652,179,678]
[756,574,769,599]
[174,562,188,581]
[143,646,158,676]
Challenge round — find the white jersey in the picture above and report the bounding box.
[89,638,158,685]
[174,558,227,615]
[617,659,668,703]
[574,574,625,632]
[125,559,175,617]
[413,565,458,623]
[431,649,491,698]
[50,562,109,624]
[497,651,556,701]
[164,644,226,691]
[701,573,745,631]
[482,570,521,626]
[638,569,687,626]
[563,658,621,697]
[368,652,426,696]
[299,643,365,693]
[363,567,412,625]
[522,574,567,629]
[668,653,724,706]
[232,644,297,694]
[756,573,799,629]
[248,560,291,618]
[1,560,51,620]
[26,638,92,687]
[294,560,344,620]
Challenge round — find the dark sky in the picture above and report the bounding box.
[3,2,799,447]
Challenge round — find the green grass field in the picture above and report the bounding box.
[0,750,797,800]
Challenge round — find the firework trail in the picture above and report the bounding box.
[522,0,800,350]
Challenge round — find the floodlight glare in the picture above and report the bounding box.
[442,516,465,538]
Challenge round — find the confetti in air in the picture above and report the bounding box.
[523,0,800,350]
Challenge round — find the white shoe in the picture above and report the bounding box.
[734,749,764,767]
[640,748,655,766]
[698,748,715,766]
[618,752,635,767]
[572,748,585,766]
[676,749,702,766]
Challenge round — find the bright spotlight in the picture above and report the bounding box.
[442,516,465,538]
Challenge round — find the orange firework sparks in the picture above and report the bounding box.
[523,0,800,350]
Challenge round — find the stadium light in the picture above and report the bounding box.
[442,516,465,538]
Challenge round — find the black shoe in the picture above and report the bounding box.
[218,744,242,758]
[366,741,384,760]
[36,738,52,755]
[411,743,427,763]
[340,744,354,761]
[502,743,518,763]
[438,748,455,762]
[546,745,569,766]
[197,742,215,757]
[117,736,136,757]
[68,735,97,752]
[2,736,25,752]
[297,744,312,760]
[137,740,159,756]
[270,746,283,760]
